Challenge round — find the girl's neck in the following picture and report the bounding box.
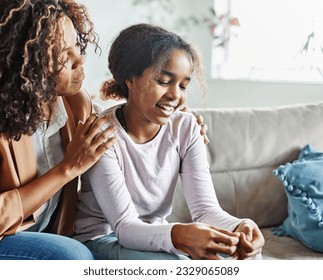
[121,104,161,144]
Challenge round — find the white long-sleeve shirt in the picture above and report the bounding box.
[74,105,243,253]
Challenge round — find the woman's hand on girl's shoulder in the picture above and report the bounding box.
[61,114,116,179]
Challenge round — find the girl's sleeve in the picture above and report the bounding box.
[86,145,180,254]
[179,118,243,232]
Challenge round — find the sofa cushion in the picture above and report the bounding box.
[261,227,323,259]
[168,103,323,228]
[272,144,323,252]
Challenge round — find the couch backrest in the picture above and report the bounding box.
[168,102,323,227]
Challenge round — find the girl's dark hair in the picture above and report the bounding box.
[0,0,99,140]
[101,23,205,102]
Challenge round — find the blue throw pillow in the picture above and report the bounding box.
[272,144,323,252]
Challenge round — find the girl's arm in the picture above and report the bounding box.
[85,146,178,254]
[171,115,244,259]
[180,117,243,230]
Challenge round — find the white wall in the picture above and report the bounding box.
[80,0,323,109]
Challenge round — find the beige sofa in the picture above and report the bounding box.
[167,102,323,259]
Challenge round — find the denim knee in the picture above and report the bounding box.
[0,232,94,260]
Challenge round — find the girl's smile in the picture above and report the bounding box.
[123,49,192,143]
[156,101,178,116]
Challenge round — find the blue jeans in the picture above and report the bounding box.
[85,233,190,260]
[0,231,94,260]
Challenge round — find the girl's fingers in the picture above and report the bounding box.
[207,229,240,257]
[212,226,241,239]
[239,232,254,251]
[212,243,238,256]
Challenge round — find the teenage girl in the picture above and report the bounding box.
[74,23,264,260]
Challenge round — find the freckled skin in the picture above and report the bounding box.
[123,49,192,143]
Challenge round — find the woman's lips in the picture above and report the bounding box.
[72,72,85,83]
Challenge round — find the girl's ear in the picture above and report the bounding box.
[125,77,134,89]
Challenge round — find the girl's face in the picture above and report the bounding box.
[126,49,192,127]
[56,16,85,97]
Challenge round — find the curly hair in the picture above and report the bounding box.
[101,23,205,104]
[0,0,99,140]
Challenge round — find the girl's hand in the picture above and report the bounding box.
[171,223,240,260]
[234,219,265,259]
[60,114,116,179]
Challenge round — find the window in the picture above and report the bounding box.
[211,0,323,84]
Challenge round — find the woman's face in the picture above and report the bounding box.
[126,49,192,127]
[56,16,85,97]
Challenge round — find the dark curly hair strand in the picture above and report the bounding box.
[0,0,99,140]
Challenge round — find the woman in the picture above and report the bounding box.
[0,0,115,259]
